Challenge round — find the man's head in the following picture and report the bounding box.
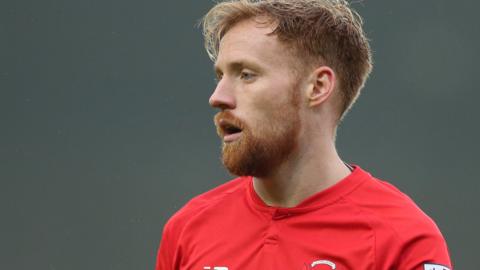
[203,0,372,120]
[202,0,372,177]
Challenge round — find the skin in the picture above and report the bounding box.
[210,18,351,208]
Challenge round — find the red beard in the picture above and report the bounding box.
[214,104,300,177]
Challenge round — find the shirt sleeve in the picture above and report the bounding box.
[396,230,452,270]
[155,221,177,270]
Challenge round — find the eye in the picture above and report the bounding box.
[240,71,255,81]
[215,72,223,83]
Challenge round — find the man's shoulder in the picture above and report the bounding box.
[346,172,444,240]
[165,176,249,229]
[343,170,451,267]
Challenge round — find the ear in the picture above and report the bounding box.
[306,66,336,107]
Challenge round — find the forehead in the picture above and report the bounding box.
[215,19,296,71]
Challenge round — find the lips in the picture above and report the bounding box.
[218,118,243,142]
[220,120,242,135]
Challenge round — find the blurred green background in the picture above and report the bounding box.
[1,0,478,269]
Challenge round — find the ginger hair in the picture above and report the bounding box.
[201,0,373,120]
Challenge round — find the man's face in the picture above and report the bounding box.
[210,19,303,177]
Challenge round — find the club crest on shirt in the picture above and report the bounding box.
[303,260,336,270]
[424,263,451,270]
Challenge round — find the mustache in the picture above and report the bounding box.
[214,111,246,130]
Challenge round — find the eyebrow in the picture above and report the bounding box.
[214,60,262,75]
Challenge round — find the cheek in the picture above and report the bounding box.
[240,77,297,122]
[253,80,292,106]
[246,96,280,124]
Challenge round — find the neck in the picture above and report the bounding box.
[252,137,350,208]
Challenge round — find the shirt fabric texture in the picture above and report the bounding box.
[156,166,452,270]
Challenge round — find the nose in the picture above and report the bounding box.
[209,79,236,110]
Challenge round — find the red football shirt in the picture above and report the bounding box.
[156,166,452,270]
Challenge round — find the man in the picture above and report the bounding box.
[156,0,452,269]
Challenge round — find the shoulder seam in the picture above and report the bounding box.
[341,195,403,270]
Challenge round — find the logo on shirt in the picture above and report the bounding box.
[424,263,450,270]
[304,260,336,270]
[203,267,228,270]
